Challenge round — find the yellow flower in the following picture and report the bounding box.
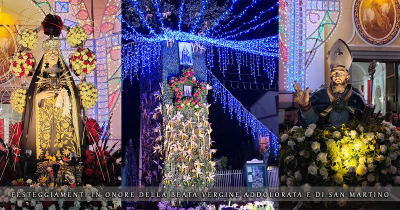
[41,177,47,183]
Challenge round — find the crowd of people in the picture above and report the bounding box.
[279,106,400,133]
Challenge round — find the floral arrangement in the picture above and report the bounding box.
[17,29,38,49]
[169,68,207,110]
[66,26,87,48]
[10,88,27,114]
[280,119,400,190]
[9,51,35,77]
[69,48,97,76]
[0,183,121,210]
[78,82,99,109]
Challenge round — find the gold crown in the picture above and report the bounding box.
[43,38,62,51]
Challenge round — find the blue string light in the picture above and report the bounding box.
[178,1,185,32]
[205,0,240,36]
[153,0,165,33]
[221,15,279,39]
[208,69,278,159]
[130,0,156,35]
[210,0,277,37]
[191,0,208,34]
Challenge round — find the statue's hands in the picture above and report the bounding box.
[293,81,310,107]
[37,91,55,100]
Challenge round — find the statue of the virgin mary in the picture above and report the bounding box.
[20,14,87,160]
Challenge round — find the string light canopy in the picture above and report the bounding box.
[122,0,279,83]
[280,0,340,91]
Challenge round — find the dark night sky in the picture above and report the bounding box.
[122,0,278,169]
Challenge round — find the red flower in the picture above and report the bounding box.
[90,61,94,65]
[78,48,82,52]
[4,202,11,210]
[197,97,200,100]
[178,81,181,84]
[26,59,30,65]
[171,80,174,83]
[174,88,179,92]
[192,80,195,83]
[23,202,29,208]
[176,95,179,98]
[95,170,102,178]
[11,122,23,148]
[84,61,89,65]
[20,65,24,70]
[171,84,174,87]
[64,157,68,161]
[85,168,94,176]
[83,68,88,73]
[86,150,92,157]
[42,201,53,208]
[88,52,92,57]
[78,55,82,60]
[201,87,205,90]
[175,78,178,81]
[84,118,102,145]
[198,103,202,107]
[17,182,24,186]
[192,102,196,105]
[19,55,23,59]
[13,61,17,67]
[26,53,31,58]
[20,71,25,77]
[70,184,76,187]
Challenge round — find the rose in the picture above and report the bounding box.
[308,124,317,130]
[358,125,364,132]
[367,132,375,140]
[281,175,287,182]
[326,139,335,147]
[390,152,397,160]
[297,137,305,142]
[386,127,392,135]
[286,177,295,186]
[288,140,295,149]
[281,134,288,142]
[377,155,385,162]
[308,165,318,176]
[391,165,397,174]
[311,142,320,152]
[302,183,311,192]
[317,153,328,163]
[333,131,341,138]
[291,126,300,133]
[381,169,388,175]
[368,164,376,172]
[333,173,343,184]
[349,130,357,138]
[294,171,302,181]
[305,128,314,137]
[395,176,400,184]
[390,136,395,143]
[378,133,385,141]
[359,157,366,165]
[380,145,387,153]
[356,165,368,176]
[320,167,328,179]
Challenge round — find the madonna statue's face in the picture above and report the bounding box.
[45,49,60,67]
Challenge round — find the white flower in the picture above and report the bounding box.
[381,169,388,175]
[358,125,364,132]
[379,133,385,141]
[49,205,56,210]
[391,126,397,131]
[281,175,287,182]
[354,142,362,150]
[297,137,305,142]
[356,165,368,176]
[368,174,375,182]
[326,139,335,147]
[287,171,293,176]
[35,203,43,210]
[390,153,398,160]
[386,127,392,135]
[395,176,400,184]
[390,136,395,143]
[333,173,343,184]
[286,176,295,186]
[17,200,23,207]
[308,124,317,130]
[317,153,328,163]
[305,128,314,137]
[294,171,302,181]
[319,167,328,179]
[349,130,357,138]
[333,131,341,138]
[281,134,289,142]
[300,150,305,156]
[302,183,312,192]
[377,155,385,162]
[311,142,320,152]
[380,145,387,153]
[288,140,296,149]
[391,165,397,174]
[26,179,32,184]
[308,165,318,176]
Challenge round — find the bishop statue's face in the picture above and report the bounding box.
[330,67,350,86]
[45,49,60,67]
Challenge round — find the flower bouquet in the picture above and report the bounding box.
[69,48,97,76]
[78,82,99,109]
[9,52,35,77]
[10,88,27,114]
[169,68,207,110]
[66,26,87,48]
[279,119,400,207]
[17,29,38,50]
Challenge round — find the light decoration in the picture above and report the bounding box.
[204,0,239,36]
[280,0,340,91]
[131,0,156,35]
[178,0,185,32]
[213,1,279,38]
[55,1,69,13]
[219,15,279,39]
[122,31,278,83]
[153,0,165,33]
[190,0,208,34]
[207,69,278,159]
